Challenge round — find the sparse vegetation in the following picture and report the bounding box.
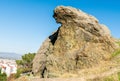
[117,72,120,81]
[116,41,120,46]
[112,49,120,57]
[111,41,120,57]
[104,77,114,81]
[102,72,120,81]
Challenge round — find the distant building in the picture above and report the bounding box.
[0,59,17,77]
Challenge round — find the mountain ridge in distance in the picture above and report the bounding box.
[0,52,21,60]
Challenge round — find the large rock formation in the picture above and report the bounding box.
[32,6,119,78]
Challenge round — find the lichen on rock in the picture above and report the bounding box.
[32,6,119,78]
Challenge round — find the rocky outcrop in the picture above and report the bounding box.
[32,6,119,78]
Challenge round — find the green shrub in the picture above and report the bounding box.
[0,69,7,81]
[16,53,36,76]
[14,68,22,79]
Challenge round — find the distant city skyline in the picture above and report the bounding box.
[0,0,120,54]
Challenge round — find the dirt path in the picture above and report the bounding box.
[30,78,85,81]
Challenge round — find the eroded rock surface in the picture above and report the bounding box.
[32,6,119,78]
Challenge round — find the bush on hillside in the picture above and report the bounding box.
[0,69,7,81]
[16,53,36,76]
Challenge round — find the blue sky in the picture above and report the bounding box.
[0,0,120,54]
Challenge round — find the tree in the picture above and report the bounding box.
[16,53,36,73]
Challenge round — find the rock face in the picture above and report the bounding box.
[32,6,119,78]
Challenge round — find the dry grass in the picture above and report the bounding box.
[11,76,29,81]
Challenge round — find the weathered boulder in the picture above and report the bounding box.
[32,6,119,78]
